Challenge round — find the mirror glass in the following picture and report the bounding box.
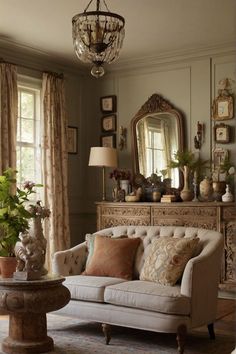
[131,94,184,189]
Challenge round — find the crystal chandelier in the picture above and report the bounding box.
[72,0,125,78]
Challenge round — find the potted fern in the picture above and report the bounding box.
[0,168,40,277]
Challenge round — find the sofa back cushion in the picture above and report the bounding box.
[140,236,199,285]
[83,235,141,280]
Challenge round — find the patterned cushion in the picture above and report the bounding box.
[140,237,199,286]
[83,236,141,280]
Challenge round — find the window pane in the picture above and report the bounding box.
[17,119,21,141]
[21,147,35,182]
[154,132,162,149]
[16,146,22,182]
[21,119,34,143]
[21,92,34,118]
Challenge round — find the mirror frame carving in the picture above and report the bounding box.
[131,93,184,188]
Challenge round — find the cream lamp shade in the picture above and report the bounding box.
[88,147,117,201]
[89,147,117,167]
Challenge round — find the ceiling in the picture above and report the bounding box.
[0,0,235,69]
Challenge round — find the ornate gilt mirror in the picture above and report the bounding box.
[131,93,184,189]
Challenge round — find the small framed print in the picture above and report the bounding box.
[214,123,230,143]
[212,147,228,169]
[100,134,116,148]
[100,95,117,113]
[212,94,234,120]
[101,115,116,132]
[67,126,78,154]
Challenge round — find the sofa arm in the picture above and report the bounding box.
[52,242,88,276]
[181,234,223,328]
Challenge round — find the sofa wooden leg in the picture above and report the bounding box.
[176,324,187,354]
[102,323,111,345]
[207,323,215,339]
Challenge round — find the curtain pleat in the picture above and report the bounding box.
[42,72,70,270]
[0,63,17,174]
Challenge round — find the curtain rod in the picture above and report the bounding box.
[0,57,63,78]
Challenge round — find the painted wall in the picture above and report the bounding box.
[84,49,236,236]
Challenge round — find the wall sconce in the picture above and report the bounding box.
[194,121,204,150]
[118,126,127,150]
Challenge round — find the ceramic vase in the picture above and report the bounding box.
[120,179,130,196]
[222,184,234,202]
[199,177,213,201]
[180,166,193,202]
[112,180,121,202]
[212,181,226,202]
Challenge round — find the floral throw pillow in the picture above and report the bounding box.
[140,237,199,286]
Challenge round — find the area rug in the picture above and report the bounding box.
[0,299,235,354]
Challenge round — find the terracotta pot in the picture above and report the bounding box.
[0,256,17,278]
[213,181,226,201]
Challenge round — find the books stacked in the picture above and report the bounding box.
[160,194,176,203]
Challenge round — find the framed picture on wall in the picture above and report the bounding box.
[214,123,230,143]
[67,126,78,154]
[101,115,117,132]
[212,94,234,120]
[100,134,116,148]
[100,95,117,113]
[212,147,228,169]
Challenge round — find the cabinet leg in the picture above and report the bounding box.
[207,323,215,339]
[102,323,111,345]
[176,324,187,354]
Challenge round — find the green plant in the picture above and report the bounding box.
[168,150,209,179]
[0,168,41,257]
[219,157,235,185]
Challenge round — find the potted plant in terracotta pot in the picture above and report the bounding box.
[0,168,40,278]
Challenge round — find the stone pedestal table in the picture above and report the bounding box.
[0,275,70,354]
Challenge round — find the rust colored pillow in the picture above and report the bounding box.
[83,235,141,280]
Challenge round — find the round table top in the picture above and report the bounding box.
[0,274,65,289]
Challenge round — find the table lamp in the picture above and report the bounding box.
[88,147,117,201]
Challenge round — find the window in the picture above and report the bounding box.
[17,76,42,199]
[146,127,165,177]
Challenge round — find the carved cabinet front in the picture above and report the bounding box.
[96,201,236,287]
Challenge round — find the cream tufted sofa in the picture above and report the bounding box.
[52,226,223,354]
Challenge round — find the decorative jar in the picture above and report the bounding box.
[199,177,213,201]
[222,184,234,202]
[120,179,130,196]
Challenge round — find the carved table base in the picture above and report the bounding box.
[0,276,70,354]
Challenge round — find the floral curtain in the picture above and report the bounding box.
[42,72,70,270]
[0,63,18,174]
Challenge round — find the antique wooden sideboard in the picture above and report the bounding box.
[96,201,236,288]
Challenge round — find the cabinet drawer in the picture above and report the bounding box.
[152,206,217,230]
[99,206,151,229]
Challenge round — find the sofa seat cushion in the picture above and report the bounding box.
[104,280,190,315]
[64,275,126,302]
